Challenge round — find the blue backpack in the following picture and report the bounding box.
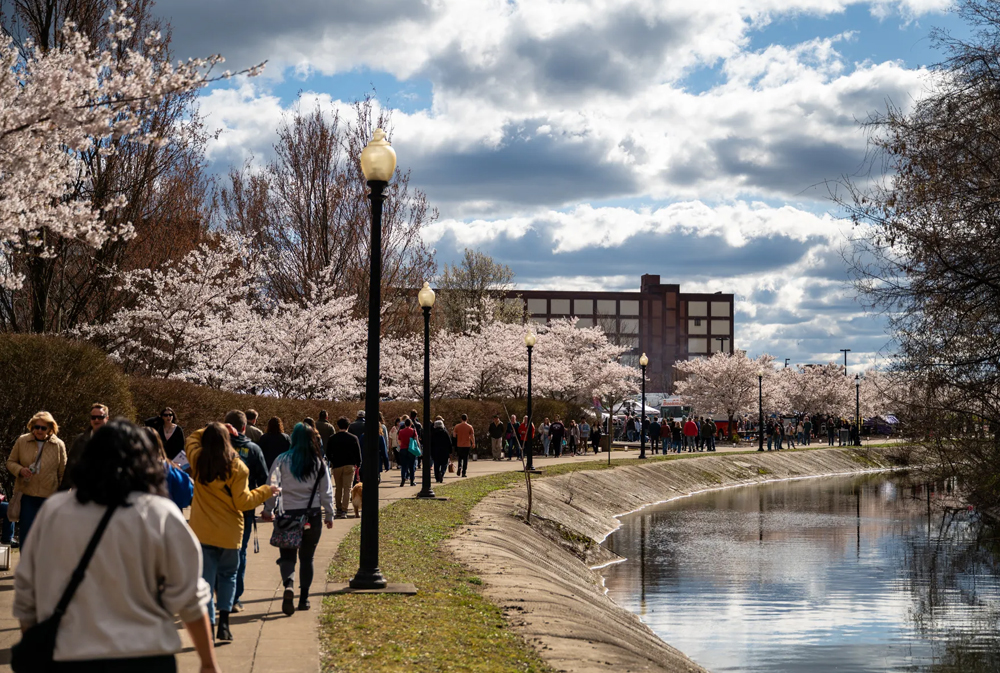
[165,462,194,509]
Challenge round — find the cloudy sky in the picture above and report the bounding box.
[152,0,966,373]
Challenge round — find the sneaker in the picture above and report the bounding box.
[232,600,244,613]
[216,623,233,642]
[282,588,295,616]
[298,597,311,611]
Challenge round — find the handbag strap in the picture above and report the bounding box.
[305,464,323,510]
[54,504,118,617]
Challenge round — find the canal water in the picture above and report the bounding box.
[600,474,1000,673]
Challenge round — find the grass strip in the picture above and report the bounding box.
[319,448,826,672]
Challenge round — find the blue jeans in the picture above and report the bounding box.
[19,494,46,547]
[380,446,390,472]
[202,545,239,624]
[235,512,254,603]
[399,451,416,483]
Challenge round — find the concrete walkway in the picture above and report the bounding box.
[0,442,813,672]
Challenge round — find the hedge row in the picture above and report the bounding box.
[129,377,583,456]
[0,334,136,496]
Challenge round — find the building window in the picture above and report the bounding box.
[620,336,639,348]
[621,353,640,367]
[527,298,547,315]
[531,316,547,325]
[620,300,639,315]
[688,338,708,353]
[711,301,730,317]
[575,318,594,328]
[688,319,707,335]
[689,301,707,317]
[597,299,617,315]
[711,320,730,335]
[574,299,594,315]
[506,298,525,312]
[711,338,729,353]
[551,298,570,314]
[620,318,639,334]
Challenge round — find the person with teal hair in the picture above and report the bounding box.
[261,423,334,616]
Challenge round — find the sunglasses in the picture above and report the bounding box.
[32,425,49,431]
[161,414,174,419]
[91,415,107,421]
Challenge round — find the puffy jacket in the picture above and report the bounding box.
[185,429,272,549]
[683,421,698,437]
[7,433,66,499]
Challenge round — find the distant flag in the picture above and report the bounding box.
[593,397,603,413]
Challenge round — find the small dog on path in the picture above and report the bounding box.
[351,482,363,518]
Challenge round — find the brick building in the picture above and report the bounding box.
[514,274,734,390]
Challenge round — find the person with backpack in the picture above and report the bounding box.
[13,420,219,672]
[261,423,334,616]
[145,428,194,510]
[396,417,420,487]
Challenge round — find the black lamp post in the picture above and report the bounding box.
[639,353,649,459]
[350,129,395,591]
[757,370,764,452]
[417,282,436,499]
[525,330,536,470]
[854,373,862,447]
[840,348,851,376]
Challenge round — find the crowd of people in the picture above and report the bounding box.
[8,403,620,669]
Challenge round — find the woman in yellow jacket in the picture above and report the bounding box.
[186,422,278,642]
[6,411,67,546]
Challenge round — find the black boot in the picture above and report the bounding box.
[298,591,311,611]
[216,611,233,641]
[282,580,296,616]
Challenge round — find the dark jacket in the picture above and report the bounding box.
[258,432,291,471]
[144,416,185,460]
[649,422,661,439]
[430,425,452,462]
[59,428,93,490]
[701,421,716,438]
[548,421,565,440]
[231,434,268,491]
[488,421,505,439]
[326,431,362,469]
[347,418,366,439]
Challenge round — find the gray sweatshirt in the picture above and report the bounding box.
[14,491,209,661]
[262,454,335,523]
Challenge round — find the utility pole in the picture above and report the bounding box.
[839,349,851,376]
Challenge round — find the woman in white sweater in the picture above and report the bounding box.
[13,420,218,673]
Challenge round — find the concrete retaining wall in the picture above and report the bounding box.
[446,448,903,673]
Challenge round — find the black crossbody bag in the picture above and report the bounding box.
[12,504,118,673]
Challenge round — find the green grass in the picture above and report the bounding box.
[319,446,842,672]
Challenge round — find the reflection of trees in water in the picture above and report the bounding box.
[903,492,1000,672]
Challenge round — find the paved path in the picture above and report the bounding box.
[0,441,833,671]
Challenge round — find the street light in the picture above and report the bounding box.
[854,373,862,447]
[757,369,764,452]
[639,353,649,459]
[525,330,537,470]
[840,349,851,376]
[416,282,436,499]
[351,129,396,591]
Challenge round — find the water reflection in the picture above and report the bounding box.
[601,475,1000,673]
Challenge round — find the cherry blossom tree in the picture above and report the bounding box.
[675,352,778,438]
[0,3,260,290]
[75,238,259,382]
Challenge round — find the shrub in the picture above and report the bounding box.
[128,377,583,457]
[0,334,135,497]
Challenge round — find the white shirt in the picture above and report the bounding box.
[14,491,209,661]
